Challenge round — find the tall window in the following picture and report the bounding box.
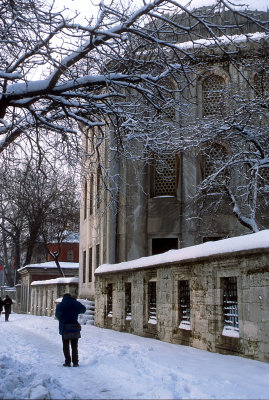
[88,247,92,283]
[83,180,87,220]
[89,174,94,215]
[96,244,100,270]
[178,280,191,329]
[254,71,269,187]
[82,250,86,283]
[107,284,113,317]
[222,277,239,336]
[97,166,102,209]
[125,283,132,320]
[152,154,177,197]
[202,74,226,117]
[148,281,157,324]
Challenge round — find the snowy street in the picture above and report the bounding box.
[0,313,268,399]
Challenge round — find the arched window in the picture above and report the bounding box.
[202,74,226,117]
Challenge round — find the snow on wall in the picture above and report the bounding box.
[31,277,79,286]
[18,261,79,272]
[95,230,269,274]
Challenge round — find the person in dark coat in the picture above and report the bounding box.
[0,296,4,317]
[3,295,13,321]
[55,293,86,367]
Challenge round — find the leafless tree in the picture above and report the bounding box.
[0,149,80,285]
[0,0,268,156]
[181,69,269,233]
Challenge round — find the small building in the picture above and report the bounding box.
[94,230,269,363]
[18,261,79,313]
[47,232,79,263]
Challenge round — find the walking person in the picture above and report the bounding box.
[0,296,4,318]
[55,293,86,367]
[3,295,13,321]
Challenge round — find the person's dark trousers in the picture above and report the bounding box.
[5,312,9,321]
[62,337,79,365]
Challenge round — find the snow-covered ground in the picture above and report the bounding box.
[0,313,268,399]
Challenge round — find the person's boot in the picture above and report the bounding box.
[63,362,71,367]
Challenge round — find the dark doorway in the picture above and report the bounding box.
[152,238,178,255]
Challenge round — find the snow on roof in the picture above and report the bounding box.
[49,231,79,244]
[176,31,269,51]
[31,277,79,286]
[18,261,79,272]
[95,230,269,275]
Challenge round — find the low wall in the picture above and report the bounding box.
[31,278,79,317]
[95,247,269,363]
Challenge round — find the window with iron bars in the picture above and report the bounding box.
[153,155,177,197]
[107,284,113,317]
[125,282,132,320]
[178,280,191,329]
[148,281,157,324]
[222,277,239,334]
[202,74,226,117]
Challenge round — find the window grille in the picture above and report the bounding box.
[203,145,224,178]
[125,283,132,320]
[107,284,113,317]
[178,280,190,328]
[82,250,86,283]
[203,75,226,117]
[148,281,157,323]
[88,247,92,283]
[223,277,239,331]
[254,71,269,97]
[154,155,176,196]
[201,143,229,190]
[258,168,269,188]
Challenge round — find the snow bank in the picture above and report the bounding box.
[1,313,269,399]
[96,230,269,274]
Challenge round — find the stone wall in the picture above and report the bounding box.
[95,248,269,363]
[31,278,79,317]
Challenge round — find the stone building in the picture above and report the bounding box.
[79,8,269,300]
[94,230,269,362]
[17,261,79,313]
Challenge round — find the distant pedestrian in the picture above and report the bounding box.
[3,295,13,321]
[0,296,4,317]
[55,293,86,367]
